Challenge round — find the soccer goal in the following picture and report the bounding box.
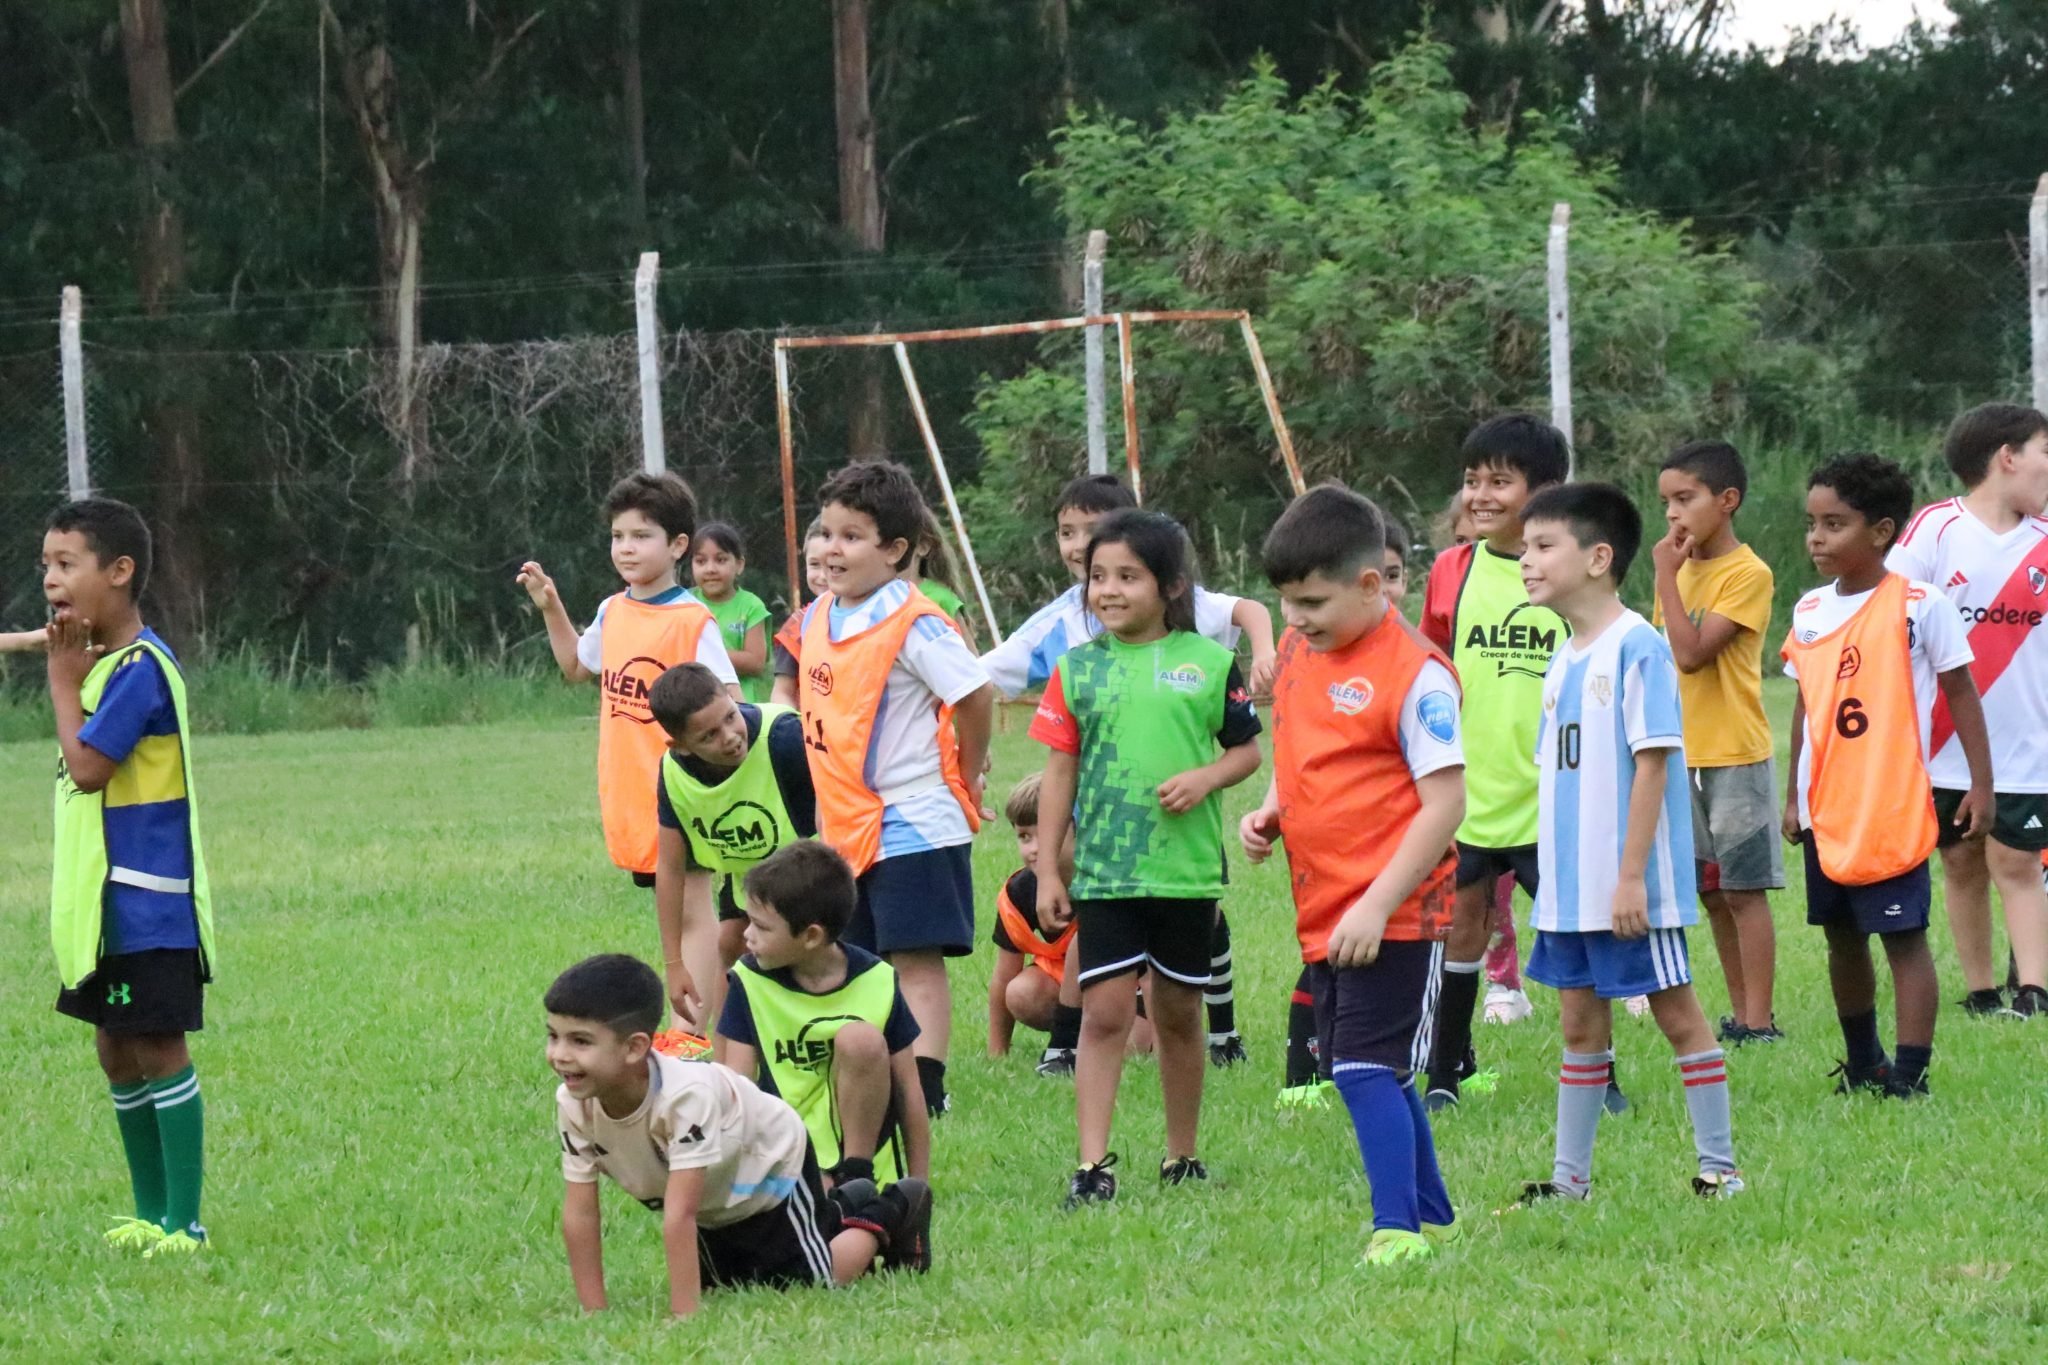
[772,308,1305,645]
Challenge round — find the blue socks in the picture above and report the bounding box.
[1335,1063,1451,1232]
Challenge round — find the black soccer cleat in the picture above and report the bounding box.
[1159,1156,1209,1186]
[1829,1057,1892,1096]
[879,1178,933,1273]
[2012,984,2048,1019]
[1207,1034,1250,1069]
[1883,1071,1931,1100]
[1036,1047,1076,1078]
[1960,988,2012,1018]
[1064,1154,1118,1210]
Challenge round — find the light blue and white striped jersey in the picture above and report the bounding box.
[1533,609,1697,933]
[979,583,1243,698]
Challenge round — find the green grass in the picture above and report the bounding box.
[4,691,2047,1362]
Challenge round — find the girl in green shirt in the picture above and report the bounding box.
[691,522,773,702]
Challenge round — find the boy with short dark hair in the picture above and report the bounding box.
[1512,482,1742,1204]
[648,661,818,1036]
[718,842,931,1188]
[988,772,1078,1059]
[42,497,215,1255]
[1886,403,2048,1017]
[802,461,994,1117]
[1650,441,1784,1043]
[980,472,1275,1069]
[518,471,739,887]
[1242,482,1465,1265]
[1417,414,1575,1111]
[549,953,930,1318]
[1784,454,1992,1096]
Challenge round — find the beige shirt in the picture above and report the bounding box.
[557,1054,809,1228]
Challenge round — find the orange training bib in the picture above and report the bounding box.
[597,593,717,875]
[996,877,1074,979]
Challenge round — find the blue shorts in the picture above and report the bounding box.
[848,844,975,957]
[1527,927,1691,1000]
[1801,834,1931,936]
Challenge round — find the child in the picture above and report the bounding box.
[911,506,979,651]
[517,472,739,886]
[1242,484,1464,1265]
[43,498,215,1255]
[801,461,994,1117]
[1512,482,1741,1204]
[1650,441,1785,1043]
[1886,403,2048,1018]
[1032,509,1263,1207]
[548,954,931,1318]
[692,521,774,703]
[983,472,1274,1068]
[718,842,931,1187]
[989,772,1078,1056]
[1418,414,1571,1110]
[770,516,830,709]
[649,662,818,1036]
[1783,453,1992,1096]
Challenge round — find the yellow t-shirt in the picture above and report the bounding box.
[1652,543,1774,767]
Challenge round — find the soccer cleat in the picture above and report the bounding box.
[103,1216,167,1252]
[1362,1228,1434,1267]
[1036,1047,1076,1078]
[2012,985,2048,1019]
[1461,1067,1501,1097]
[1208,1033,1249,1068]
[1064,1154,1118,1210]
[1960,988,2012,1018]
[1883,1071,1931,1100]
[829,1177,879,1216]
[1602,1079,1631,1116]
[1715,1014,1738,1042]
[144,1226,207,1258]
[1421,1083,1459,1115]
[1624,994,1651,1018]
[1483,985,1534,1025]
[1692,1171,1746,1199]
[1829,1057,1892,1096]
[1502,1180,1588,1212]
[879,1178,933,1274]
[1159,1155,1209,1186]
[1420,1211,1463,1247]
[1732,1020,1785,1046]
[1275,1081,1336,1113]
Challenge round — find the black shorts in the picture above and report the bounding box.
[631,870,657,891]
[1802,835,1931,936]
[1934,788,2048,853]
[55,948,205,1035]
[1073,897,1214,989]
[1454,843,1540,893]
[717,874,748,923]
[1308,940,1444,1078]
[697,1145,841,1291]
[849,845,974,957]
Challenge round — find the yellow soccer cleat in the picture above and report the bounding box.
[1421,1210,1463,1247]
[144,1227,208,1259]
[1362,1228,1435,1267]
[103,1216,167,1252]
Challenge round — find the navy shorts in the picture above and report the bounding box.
[1802,834,1931,935]
[1308,940,1444,1078]
[1074,897,1215,989]
[1455,843,1540,893]
[849,844,975,957]
[1527,927,1692,1000]
[55,948,206,1035]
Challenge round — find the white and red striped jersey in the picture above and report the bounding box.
[1887,499,2048,792]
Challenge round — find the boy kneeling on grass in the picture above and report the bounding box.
[547,954,931,1318]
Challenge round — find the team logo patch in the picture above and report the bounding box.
[1906,586,1927,602]
[704,801,781,860]
[807,661,835,696]
[1796,595,1820,614]
[1589,674,1613,707]
[1418,690,1458,743]
[602,655,667,723]
[2030,567,2047,596]
[1836,645,1862,680]
[1156,664,1207,694]
[1327,676,1374,715]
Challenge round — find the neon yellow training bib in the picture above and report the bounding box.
[658,704,802,876]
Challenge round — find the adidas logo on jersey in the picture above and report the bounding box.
[1946,570,1970,589]
[2027,814,2044,831]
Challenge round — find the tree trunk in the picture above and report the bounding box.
[832,0,886,457]
[118,0,206,639]
[618,0,648,240]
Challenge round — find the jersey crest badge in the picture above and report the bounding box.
[1327,676,1374,715]
[2030,567,2046,596]
[1837,645,1862,680]
[1589,674,1613,708]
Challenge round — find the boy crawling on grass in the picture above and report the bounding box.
[546,954,931,1317]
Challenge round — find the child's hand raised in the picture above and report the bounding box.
[1157,769,1212,815]
[514,560,560,610]
[44,614,99,689]
[1239,804,1282,863]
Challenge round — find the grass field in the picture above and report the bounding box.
[4,694,2047,1362]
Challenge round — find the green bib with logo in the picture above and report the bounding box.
[51,638,216,990]
[659,704,801,875]
[1445,546,1566,847]
[733,955,905,1180]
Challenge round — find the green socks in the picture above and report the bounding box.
[147,1065,205,1234]
[110,1081,167,1225]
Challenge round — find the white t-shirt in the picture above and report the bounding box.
[807,580,990,856]
[1533,610,1696,933]
[980,583,1244,697]
[1887,500,2048,791]
[575,586,738,683]
[1783,578,1974,827]
[557,1055,809,1228]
